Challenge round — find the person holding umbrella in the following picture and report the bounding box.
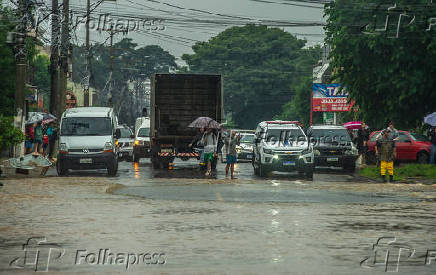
[202,127,217,176]
[33,122,43,154]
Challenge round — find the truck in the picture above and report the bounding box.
[150,74,223,169]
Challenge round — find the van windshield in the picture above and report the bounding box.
[137,128,150,137]
[61,117,112,136]
[119,128,132,138]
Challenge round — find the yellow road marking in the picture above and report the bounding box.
[216,192,223,201]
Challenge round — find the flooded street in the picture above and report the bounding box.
[1,160,436,274]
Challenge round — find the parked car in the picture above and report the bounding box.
[307,125,358,172]
[220,129,254,163]
[366,130,431,164]
[252,121,314,179]
[115,125,134,161]
[57,107,119,176]
[236,133,255,162]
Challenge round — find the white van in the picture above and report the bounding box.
[133,117,151,162]
[57,107,119,176]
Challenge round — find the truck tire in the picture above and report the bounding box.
[133,153,140,163]
[56,159,68,176]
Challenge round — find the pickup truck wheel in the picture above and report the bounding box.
[366,152,376,165]
[417,152,429,164]
[305,170,313,181]
[259,164,269,177]
[56,159,68,176]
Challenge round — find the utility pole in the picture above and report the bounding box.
[13,0,28,157]
[50,0,60,118]
[59,0,69,115]
[84,0,91,107]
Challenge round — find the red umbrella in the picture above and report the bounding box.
[344,121,362,130]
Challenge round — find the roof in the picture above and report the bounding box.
[310,125,347,130]
[63,107,113,118]
[259,121,301,128]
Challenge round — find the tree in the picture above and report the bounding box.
[324,0,436,130]
[0,2,16,116]
[0,116,25,151]
[275,46,322,126]
[182,25,313,129]
[72,39,177,125]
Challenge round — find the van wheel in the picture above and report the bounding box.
[417,152,429,164]
[56,159,68,176]
[107,158,118,176]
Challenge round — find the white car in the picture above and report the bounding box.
[252,121,314,179]
[236,133,255,162]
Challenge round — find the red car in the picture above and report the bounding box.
[366,131,432,164]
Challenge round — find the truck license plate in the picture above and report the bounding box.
[80,158,93,164]
[283,161,295,166]
[327,157,338,162]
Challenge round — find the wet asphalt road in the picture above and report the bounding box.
[1,158,436,274]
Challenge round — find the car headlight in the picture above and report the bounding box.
[263,148,273,154]
[314,149,321,156]
[59,143,68,152]
[104,142,113,151]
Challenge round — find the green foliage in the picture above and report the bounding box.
[325,0,436,130]
[360,164,436,181]
[0,116,25,151]
[33,54,50,100]
[182,25,317,129]
[0,4,16,116]
[72,39,177,125]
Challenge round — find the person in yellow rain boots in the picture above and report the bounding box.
[376,129,396,183]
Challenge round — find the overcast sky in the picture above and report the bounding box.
[38,0,326,60]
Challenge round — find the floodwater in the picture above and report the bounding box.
[0,160,435,274]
